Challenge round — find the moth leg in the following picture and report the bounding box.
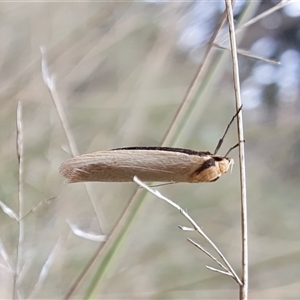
[141,181,176,188]
[210,176,220,182]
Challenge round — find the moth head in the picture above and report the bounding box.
[217,157,234,174]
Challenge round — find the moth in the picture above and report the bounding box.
[59,108,242,184]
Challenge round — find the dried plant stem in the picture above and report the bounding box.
[213,44,280,65]
[28,237,64,298]
[19,197,56,221]
[13,101,24,299]
[162,7,229,146]
[134,177,242,286]
[217,0,291,45]
[40,48,107,234]
[225,1,248,299]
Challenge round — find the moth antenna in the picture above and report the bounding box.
[139,181,176,188]
[213,105,243,155]
[224,140,245,157]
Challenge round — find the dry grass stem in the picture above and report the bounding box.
[40,48,107,234]
[213,44,280,65]
[0,196,56,222]
[28,237,64,298]
[13,101,25,299]
[187,238,234,279]
[225,0,248,299]
[162,8,229,146]
[67,220,107,242]
[134,176,242,286]
[178,226,194,231]
[217,0,292,45]
[19,197,56,221]
[0,239,14,274]
[40,46,78,156]
[0,200,19,221]
[64,241,106,299]
[206,266,233,277]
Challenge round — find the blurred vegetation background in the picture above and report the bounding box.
[0,1,300,299]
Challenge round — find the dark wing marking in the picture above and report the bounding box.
[193,158,216,175]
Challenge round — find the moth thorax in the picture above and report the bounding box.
[218,158,234,174]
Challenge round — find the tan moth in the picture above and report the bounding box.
[59,107,242,184]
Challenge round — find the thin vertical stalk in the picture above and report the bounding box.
[225,1,248,299]
[14,101,24,299]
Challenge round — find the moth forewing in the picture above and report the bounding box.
[59,148,234,183]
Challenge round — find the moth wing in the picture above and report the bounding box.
[59,150,207,183]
